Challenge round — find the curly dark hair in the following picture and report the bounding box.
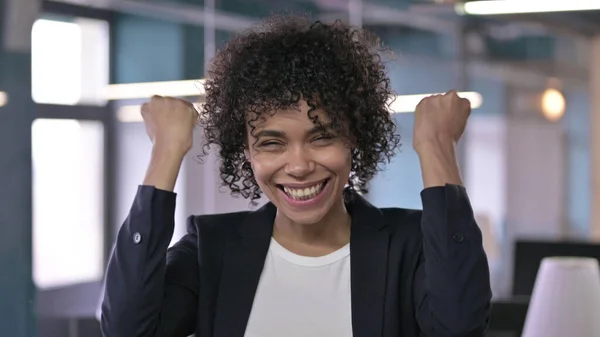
[199,13,401,203]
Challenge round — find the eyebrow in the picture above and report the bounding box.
[253,129,285,139]
[254,124,335,139]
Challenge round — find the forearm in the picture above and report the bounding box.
[415,185,491,336]
[101,186,177,336]
[143,145,187,192]
[416,140,463,188]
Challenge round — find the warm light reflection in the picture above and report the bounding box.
[0,91,7,107]
[541,88,566,122]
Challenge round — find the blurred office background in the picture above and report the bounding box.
[1,0,600,336]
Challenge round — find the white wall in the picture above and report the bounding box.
[465,114,506,264]
[505,119,567,239]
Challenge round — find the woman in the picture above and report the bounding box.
[101,14,491,337]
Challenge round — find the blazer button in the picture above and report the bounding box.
[133,232,142,244]
[452,232,465,243]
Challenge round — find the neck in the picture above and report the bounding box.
[273,197,350,256]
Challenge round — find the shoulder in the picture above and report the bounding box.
[378,207,424,241]
[175,211,254,263]
[376,208,424,270]
[379,207,422,228]
[186,210,252,238]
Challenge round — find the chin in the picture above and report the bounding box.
[270,177,342,225]
[280,209,331,226]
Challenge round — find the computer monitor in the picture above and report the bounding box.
[512,240,600,296]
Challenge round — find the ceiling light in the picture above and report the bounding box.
[389,91,483,113]
[456,0,600,15]
[105,79,205,100]
[116,90,483,123]
[117,102,205,123]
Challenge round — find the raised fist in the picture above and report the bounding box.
[141,95,199,153]
[413,90,471,151]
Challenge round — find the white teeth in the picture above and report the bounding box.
[283,181,326,200]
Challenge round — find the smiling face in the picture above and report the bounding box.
[246,101,353,225]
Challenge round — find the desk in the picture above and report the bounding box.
[489,297,530,336]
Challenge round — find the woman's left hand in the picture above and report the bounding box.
[413,90,471,187]
[413,90,471,154]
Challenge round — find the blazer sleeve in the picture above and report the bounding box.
[413,184,492,337]
[101,185,198,337]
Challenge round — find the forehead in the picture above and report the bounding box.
[249,101,332,131]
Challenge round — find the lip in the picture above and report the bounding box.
[277,178,332,208]
[277,178,330,189]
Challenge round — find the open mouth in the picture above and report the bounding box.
[277,179,330,201]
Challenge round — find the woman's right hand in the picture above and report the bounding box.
[141,95,199,153]
[141,96,199,191]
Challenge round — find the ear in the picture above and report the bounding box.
[244,149,250,162]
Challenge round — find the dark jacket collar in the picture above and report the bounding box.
[236,191,387,240]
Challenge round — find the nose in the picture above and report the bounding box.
[284,146,315,178]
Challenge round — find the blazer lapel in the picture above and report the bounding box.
[213,202,276,337]
[349,194,390,337]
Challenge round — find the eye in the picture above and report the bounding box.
[312,134,335,144]
[257,140,284,149]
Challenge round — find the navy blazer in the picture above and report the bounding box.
[101,184,491,337]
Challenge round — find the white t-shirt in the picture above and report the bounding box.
[244,238,353,337]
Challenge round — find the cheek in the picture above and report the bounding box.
[249,155,278,185]
[316,146,352,174]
